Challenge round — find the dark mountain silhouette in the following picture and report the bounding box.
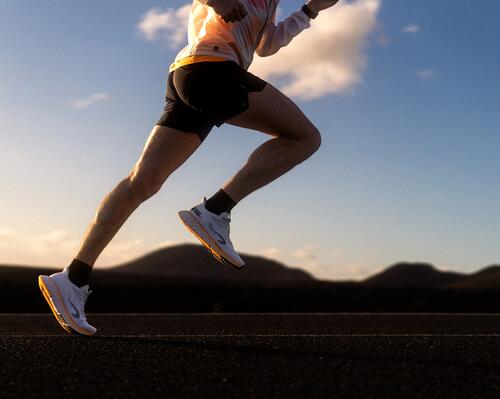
[0,244,313,286]
[447,265,500,290]
[112,243,313,282]
[362,262,500,289]
[2,246,500,312]
[362,262,466,288]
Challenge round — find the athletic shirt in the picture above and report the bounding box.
[169,0,312,72]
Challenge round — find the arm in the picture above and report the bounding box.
[255,7,311,57]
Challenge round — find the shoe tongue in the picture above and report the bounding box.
[79,284,90,293]
[219,212,231,223]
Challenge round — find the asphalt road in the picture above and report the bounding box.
[1,313,500,398]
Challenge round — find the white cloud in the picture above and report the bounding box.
[416,68,436,80]
[135,1,380,100]
[0,227,22,249]
[0,227,80,264]
[99,239,148,265]
[259,247,284,260]
[71,92,111,109]
[137,5,191,48]
[404,24,421,33]
[249,0,382,100]
[293,244,317,261]
[153,240,177,250]
[0,226,178,268]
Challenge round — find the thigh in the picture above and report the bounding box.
[129,125,201,186]
[224,81,319,141]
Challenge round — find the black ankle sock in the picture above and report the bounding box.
[204,189,237,215]
[67,258,93,287]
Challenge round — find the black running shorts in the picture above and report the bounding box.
[156,60,268,142]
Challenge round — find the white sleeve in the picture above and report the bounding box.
[255,8,311,57]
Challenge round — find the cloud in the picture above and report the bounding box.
[153,240,177,250]
[259,247,284,259]
[136,1,380,100]
[0,226,179,268]
[0,227,80,264]
[293,244,317,261]
[137,5,191,48]
[249,0,382,100]
[416,68,436,80]
[0,227,22,249]
[71,92,111,109]
[404,24,421,33]
[291,244,332,277]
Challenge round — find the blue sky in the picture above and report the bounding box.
[1,0,499,280]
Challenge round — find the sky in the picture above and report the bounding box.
[1,0,499,280]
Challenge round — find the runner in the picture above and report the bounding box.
[38,0,341,335]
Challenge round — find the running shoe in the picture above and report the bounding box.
[178,198,245,268]
[38,267,96,336]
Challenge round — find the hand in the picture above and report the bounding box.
[209,0,248,23]
[305,0,341,15]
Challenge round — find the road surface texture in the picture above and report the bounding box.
[1,313,500,398]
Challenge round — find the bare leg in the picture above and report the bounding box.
[222,82,321,203]
[75,125,201,266]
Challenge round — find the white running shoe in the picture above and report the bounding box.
[38,267,97,336]
[178,198,245,268]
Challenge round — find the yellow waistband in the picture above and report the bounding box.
[169,55,231,73]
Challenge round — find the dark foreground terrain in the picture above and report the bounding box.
[1,314,500,398]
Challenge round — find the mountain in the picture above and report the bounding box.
[112,243,313,282]
[362,262,466,288]
[1,245,499,290]
[362,262,500,289]
[447,265,500,289]
[2,249,500,312]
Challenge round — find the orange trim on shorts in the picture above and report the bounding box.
[169,55,231,73]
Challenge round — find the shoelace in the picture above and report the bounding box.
[75,286,92,320]
[219,214,233,245]
[202,198,233,245]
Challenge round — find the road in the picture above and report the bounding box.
[1,313,500,398]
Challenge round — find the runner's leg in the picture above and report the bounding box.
[177,81,321,267]
[74,125,201,266]
[221,82,321,203]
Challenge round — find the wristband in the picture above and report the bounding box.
[301,4,318,19]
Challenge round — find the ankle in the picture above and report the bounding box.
[67,258,93,287]
[204,189,237,215]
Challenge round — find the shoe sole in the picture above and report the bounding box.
[38,276,96,336]
[178,210,245,269]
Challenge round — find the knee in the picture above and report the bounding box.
[300,127,322,157]
[309,127,322,153]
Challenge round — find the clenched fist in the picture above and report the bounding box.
[208,0,248,23]
[305,0,341,15]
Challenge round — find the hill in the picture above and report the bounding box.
[112,243,314,282]
[447,265,500,289]
[362,262,466,288]
[362,262,500,289]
